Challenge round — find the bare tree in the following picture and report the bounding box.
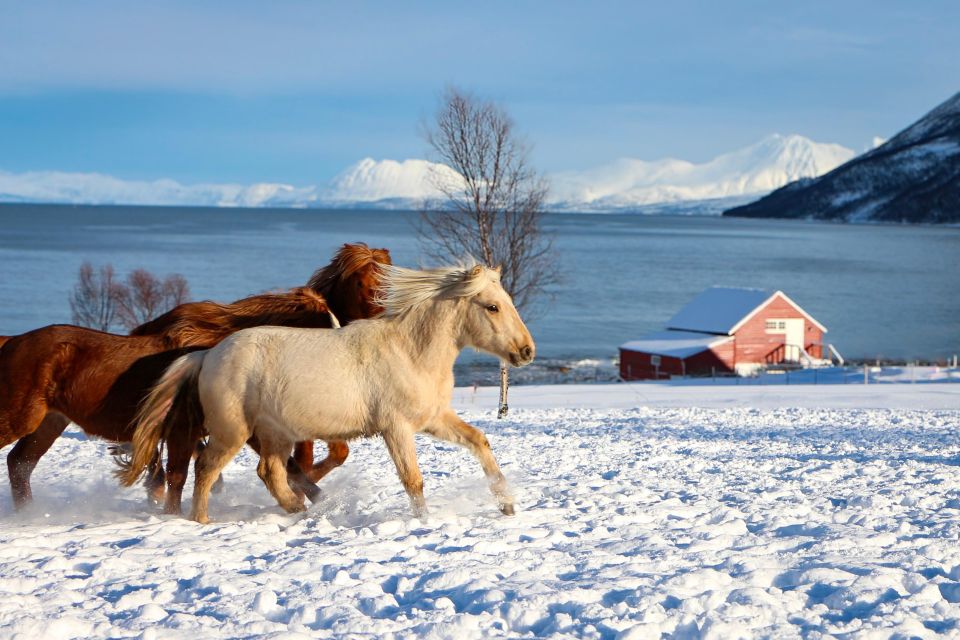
[70,262,123,331]
[114,269,192,332]
[418,87,558,417]
[69,263,191,333]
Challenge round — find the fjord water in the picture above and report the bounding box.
[0,204,957,377]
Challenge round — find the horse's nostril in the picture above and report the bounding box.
[520,345,533,360]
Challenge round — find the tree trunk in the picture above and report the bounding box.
[497,363,510,418]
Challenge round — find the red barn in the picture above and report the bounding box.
[619,287,830,380]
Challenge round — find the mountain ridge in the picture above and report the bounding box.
[0,133,855,213]
[724,92,960,223]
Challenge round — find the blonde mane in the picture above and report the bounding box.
[377,263,499,317]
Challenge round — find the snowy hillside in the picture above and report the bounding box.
[725,91,960,223]
[0,383,958,638]
[0,135,852,213]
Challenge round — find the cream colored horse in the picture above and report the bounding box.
[121,264,535,523]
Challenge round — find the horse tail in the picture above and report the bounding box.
[117,350,206,487]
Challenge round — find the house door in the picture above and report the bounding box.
[783,319,805,361]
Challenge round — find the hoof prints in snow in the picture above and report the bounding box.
[0,406,959,637]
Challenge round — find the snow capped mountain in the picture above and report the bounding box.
[320,135,853,211]
[725,92,960,223]
[0,134,854,213]
[550,134,855,210]
[322,158,458,203]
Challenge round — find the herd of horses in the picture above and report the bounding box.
[0,243,536,522]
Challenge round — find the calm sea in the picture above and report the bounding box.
[1,204,957,381]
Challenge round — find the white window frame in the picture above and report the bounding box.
[765,319,789,333]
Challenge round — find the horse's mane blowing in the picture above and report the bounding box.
[307,243,391,297]
[130,287,332,348]
[377,263,498,317]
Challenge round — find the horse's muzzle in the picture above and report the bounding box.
[509,344,535,367]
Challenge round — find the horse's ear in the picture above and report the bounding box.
[494,265,503,275]
[469,265,483,278]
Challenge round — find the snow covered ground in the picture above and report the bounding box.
[1,383,959,638]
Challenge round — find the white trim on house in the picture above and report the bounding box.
[727,291,828,335]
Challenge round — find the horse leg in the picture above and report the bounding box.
[190,429,247,524]
[6,412,69,509]
[255,434,306,514]
[306,441,350,482]
[293,441,313,473]
[424,410,515,515]
[194,440,224,494]
[382,426,427,517]
[163,432,198,515]
[249,434,321,502]
[286,457,322,503]
[144,448,166,505]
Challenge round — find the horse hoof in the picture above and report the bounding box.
[300,483,321,503]
[499,503,516,516]
[412,506,429,520]
[283,502,307,514]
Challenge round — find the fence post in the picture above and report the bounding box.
[864,364,868,385]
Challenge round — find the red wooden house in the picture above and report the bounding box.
[619,287,830,380]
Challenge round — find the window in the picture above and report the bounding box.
[651,355,661,366]
[765,319,788,333]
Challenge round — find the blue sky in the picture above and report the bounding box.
[1,1,958,184]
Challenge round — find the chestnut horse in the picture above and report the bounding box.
[0,243,390,512]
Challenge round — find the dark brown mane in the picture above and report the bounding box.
[307,242,391,297]
[131,287,332,349]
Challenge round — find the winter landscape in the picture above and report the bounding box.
[1,383,959,638]
[3,2,960,639]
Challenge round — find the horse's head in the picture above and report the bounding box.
[307,243,392,323]
[461,265,536,368]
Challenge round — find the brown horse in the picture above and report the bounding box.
[1,243,390,512]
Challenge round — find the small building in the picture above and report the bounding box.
[619,287,830,380]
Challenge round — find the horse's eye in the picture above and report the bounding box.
[486,304,499,313]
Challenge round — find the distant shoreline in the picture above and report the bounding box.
[2,200,954,227]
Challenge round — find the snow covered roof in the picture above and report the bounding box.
[665,287,828,335]
[620,330,734,358]
[666,287,773,335]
